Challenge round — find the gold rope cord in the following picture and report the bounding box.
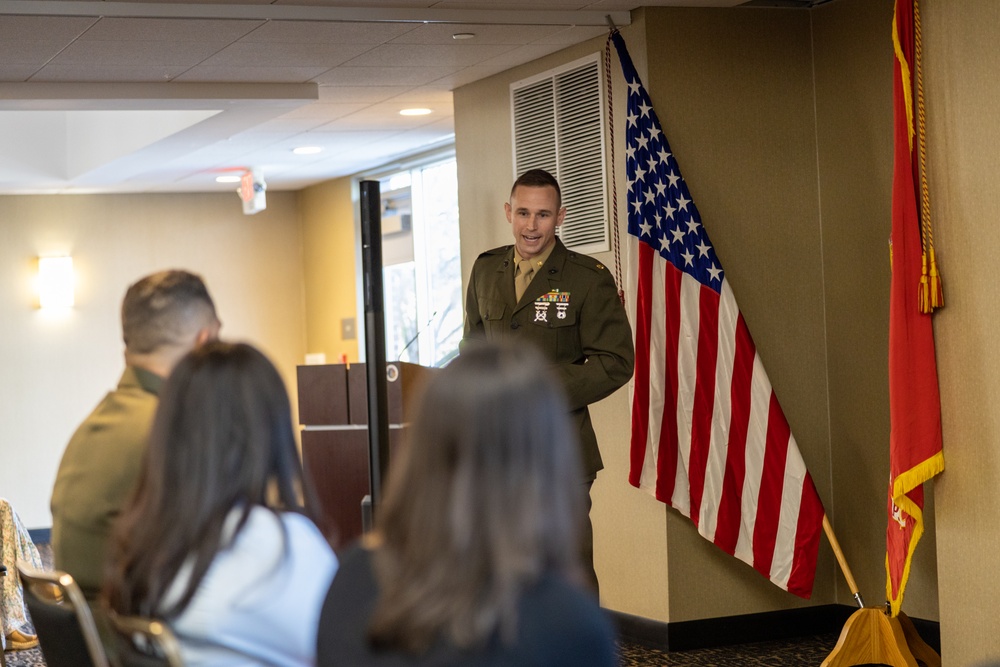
[914,0,943,312]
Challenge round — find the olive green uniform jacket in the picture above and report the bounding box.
[463,239,635,478]
[50,365,162,596]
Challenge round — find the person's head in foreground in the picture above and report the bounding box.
[316,342,617,666]
[120,269,220,377]
[103,341,311,618]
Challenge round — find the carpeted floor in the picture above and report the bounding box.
[5,544,844,667]
[7,636,841,667]
[617,634,839,666]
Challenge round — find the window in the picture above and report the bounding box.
[375,156,462,367]
[511,54,608,254]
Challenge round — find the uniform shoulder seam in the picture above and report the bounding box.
[477,245,510,259]
[565,251,607,273]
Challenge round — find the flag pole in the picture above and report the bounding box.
[820,514,932,667]
[822,514,864,608]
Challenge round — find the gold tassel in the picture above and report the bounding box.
[929,246,943,309]
[918,251,930,314]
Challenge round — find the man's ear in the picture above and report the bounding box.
[556,207,567,227]
[194,321,220,348]
[504,201,513,224]
[195,328,212,348]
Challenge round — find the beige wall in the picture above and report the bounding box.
[0,192,306,529]
[300,176,361,364]
[922,1,1000,663]
[642,7,836,619]
[454,0,959,630]
[456,6,839,623]
[812,0,945,618]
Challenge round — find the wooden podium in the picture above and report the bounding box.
[297,361,434,545]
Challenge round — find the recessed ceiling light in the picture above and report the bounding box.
[400,108,432,116]
[216,175,241,183]
[452,32,475,40]
[293,146,323,155]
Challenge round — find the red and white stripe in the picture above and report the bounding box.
[628,240,824,598]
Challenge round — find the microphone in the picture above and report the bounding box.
[398,310,438,361]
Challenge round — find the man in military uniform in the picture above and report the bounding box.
[51,270,220,598]
[463,169,634,594]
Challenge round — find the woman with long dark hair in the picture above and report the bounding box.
[315,343,616,666]
[103,341,337,666]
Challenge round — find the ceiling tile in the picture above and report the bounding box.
[532,25,609,44]
[342,43,516,68]
[380,87,454,105]
[246,116,337,133]
[0,0,660,193]
[0,41,79,65]
[360,119,455,154]
[279,102,371,120]
[312,66,460,87]
[29,65,181,83]
[389,22,567,45]
[584,0,742,6]
[51,40,224,67]
[0,65,43,83]
[199,41,370,68]
[321,106,446,132]
[174,66,330,83]
[238,20,417,44]
[297,131,402,149]
[316,86,410,103]
[0,15,98,41]
[458,43,566,79]
[431,0,589,7]
[79,17,263,42]
[272,0,437,6]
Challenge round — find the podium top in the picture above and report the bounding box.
[297,361,437,426]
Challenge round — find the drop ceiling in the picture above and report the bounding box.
[0,0,794,195]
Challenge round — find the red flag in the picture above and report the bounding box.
[613,32,824,598]
[886,0,944,617]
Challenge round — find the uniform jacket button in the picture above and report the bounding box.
[511,321,519,330]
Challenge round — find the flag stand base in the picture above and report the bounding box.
[898,612,941,667]
[819,516,940,666]
[821,609,939,667]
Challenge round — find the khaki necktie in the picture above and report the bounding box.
[515,259,535,302]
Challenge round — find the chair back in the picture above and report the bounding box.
[107,612,185,667]
[16,560,110,667]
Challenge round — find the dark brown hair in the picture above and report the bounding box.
[510,169,562,209]
[102,342,309,618]
[121,270,217,354]
[368,342,584,653]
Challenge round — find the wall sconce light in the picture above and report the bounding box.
[37,256,75,309]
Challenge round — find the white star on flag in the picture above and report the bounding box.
[611,29,824,599]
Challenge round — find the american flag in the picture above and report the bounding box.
[611,31,824,598]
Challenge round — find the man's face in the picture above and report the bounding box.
[504,185,566,261]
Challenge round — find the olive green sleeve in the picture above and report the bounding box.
[461,262,486,350]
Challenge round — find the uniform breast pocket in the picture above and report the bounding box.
[529,302,581,359]
[479,298,507,340]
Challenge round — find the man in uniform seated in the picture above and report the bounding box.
[50,270,219,598]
